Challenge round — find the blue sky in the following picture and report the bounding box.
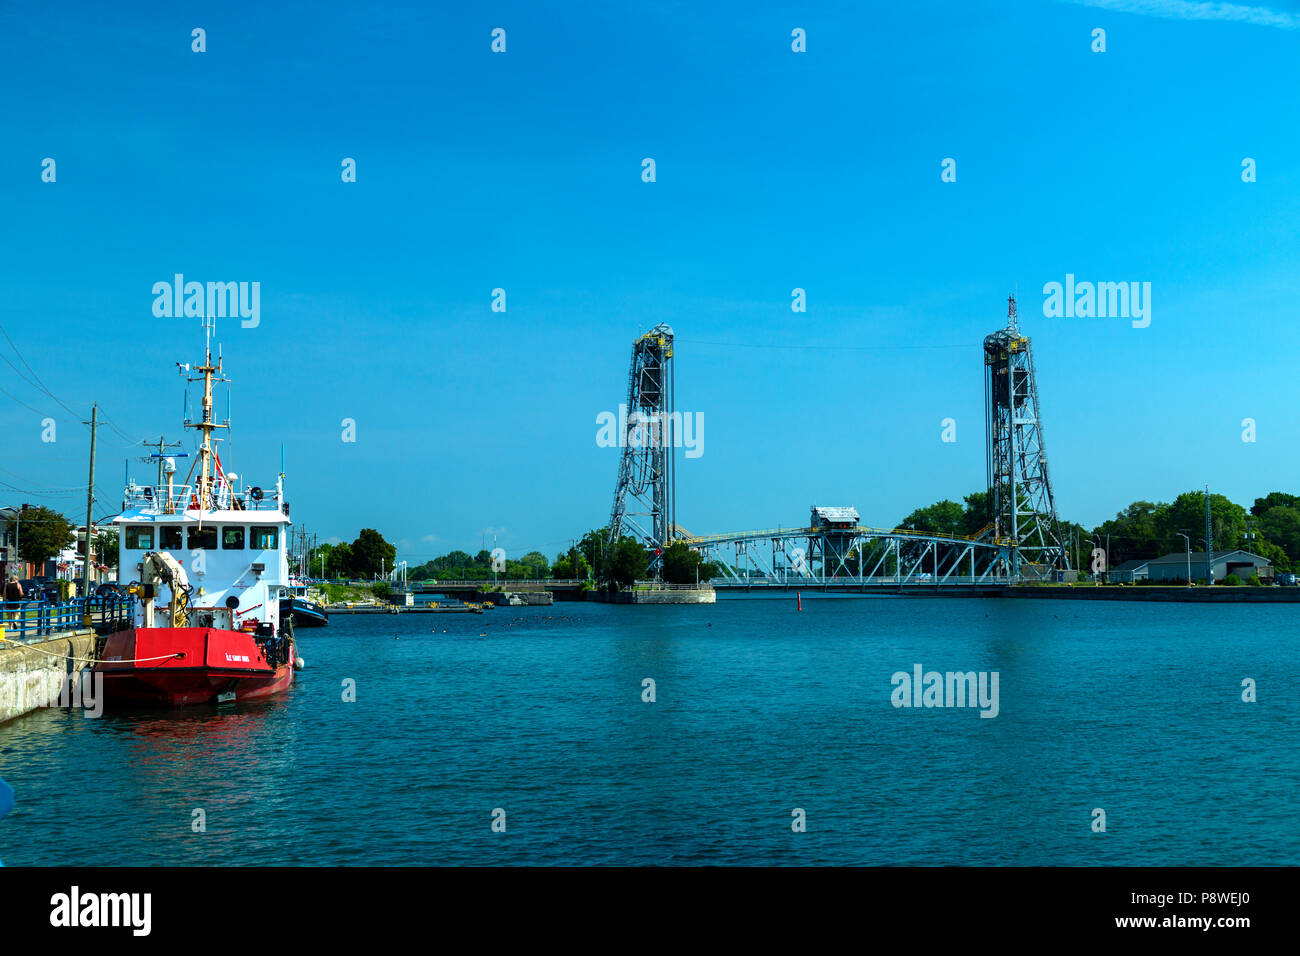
[2,0,1299,563]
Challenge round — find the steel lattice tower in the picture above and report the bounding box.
[983,295,1068,579]
[606,323,676,575]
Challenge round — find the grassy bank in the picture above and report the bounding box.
[320,583,391,605]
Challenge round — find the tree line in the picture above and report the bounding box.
[306,528,397,579]
[2,506,117,573]
[395,529,717,590]
[899,488,1300,572]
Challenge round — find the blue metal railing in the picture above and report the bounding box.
[0,596,136,644]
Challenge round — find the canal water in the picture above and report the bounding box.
[0,596,1296,866]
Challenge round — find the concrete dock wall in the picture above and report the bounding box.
[609,588,717,605]
[478,591,554,606]
[0,630,96,724]
[1003,586,1300,602]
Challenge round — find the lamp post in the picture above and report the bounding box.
[1177,532,1191,586]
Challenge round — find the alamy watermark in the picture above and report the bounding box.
[152,274,260,328]
[890,664,999,718]
[1042,274,1150,328]
[596,405,703,459]
[11,667,104,718]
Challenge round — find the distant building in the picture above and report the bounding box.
[810,506,860,578]
[1144,549,1272,584]
[0,505,107,587]
[0,504,37,580]
[811,506,859,531]
[1109,558,1150,584]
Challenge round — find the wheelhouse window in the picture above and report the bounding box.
[160,526,183,550]
[251,526,278,550]
[222,526,246,550]
[188,526,218,551]
[125,527,154,550]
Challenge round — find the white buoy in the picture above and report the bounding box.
[294,657,305,670]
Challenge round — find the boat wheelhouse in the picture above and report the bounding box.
[117,476,291,635]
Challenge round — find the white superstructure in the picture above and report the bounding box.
[114,319,291,635]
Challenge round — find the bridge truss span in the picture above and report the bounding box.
[682,523,1012,588]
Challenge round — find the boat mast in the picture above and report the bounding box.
[186,318,227,511]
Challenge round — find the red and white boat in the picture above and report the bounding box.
[96,321,298,707]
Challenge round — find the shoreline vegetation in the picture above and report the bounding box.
[307,528,718,593]
[18,488,1269,601]
[900,488,1299,582]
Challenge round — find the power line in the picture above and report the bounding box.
[0,465,86,494]
[0,383,54,418]
[0,322,151,444]
[0,322,80,417]
[0,482,86,498]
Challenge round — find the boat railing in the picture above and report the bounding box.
[123,484,285,515]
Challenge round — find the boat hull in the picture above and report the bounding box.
[95,626,294,707]
[279,597,329,627]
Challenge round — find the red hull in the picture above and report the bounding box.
[95,626,294,707]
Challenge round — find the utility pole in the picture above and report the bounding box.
[1205,485,1214,586]
[142,436,184,490]
[83,404,99,613]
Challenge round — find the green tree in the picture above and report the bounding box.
[518,551,549,578]
[349,529,396,578]
[1253,538,1290,573]
[1256,505,1300,565]
[608,536,649,589]
[552,544,589,580]
[1251,492,1300,517]
[960,491,994,535]
[1160,491,1246,553]
[579,530,607,582]
[661,541,716,584]
[899,499,965,536]
[95,529,120,571]
[1092,500,1167,564]
[16,507,74,567]
[436,551,474,574]
[312,541,355,578]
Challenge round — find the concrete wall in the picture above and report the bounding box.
[478,591,554,606]
[1004,586,1297,602]
[0,630,96,724]
[610,588,717,605]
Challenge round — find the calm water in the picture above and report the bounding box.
[1,596,1296,866]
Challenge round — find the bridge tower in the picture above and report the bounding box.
[606,324,676,575]
[983,295,1068,580]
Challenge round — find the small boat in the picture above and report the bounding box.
[95,321,297,707]
[279,581,329,628]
